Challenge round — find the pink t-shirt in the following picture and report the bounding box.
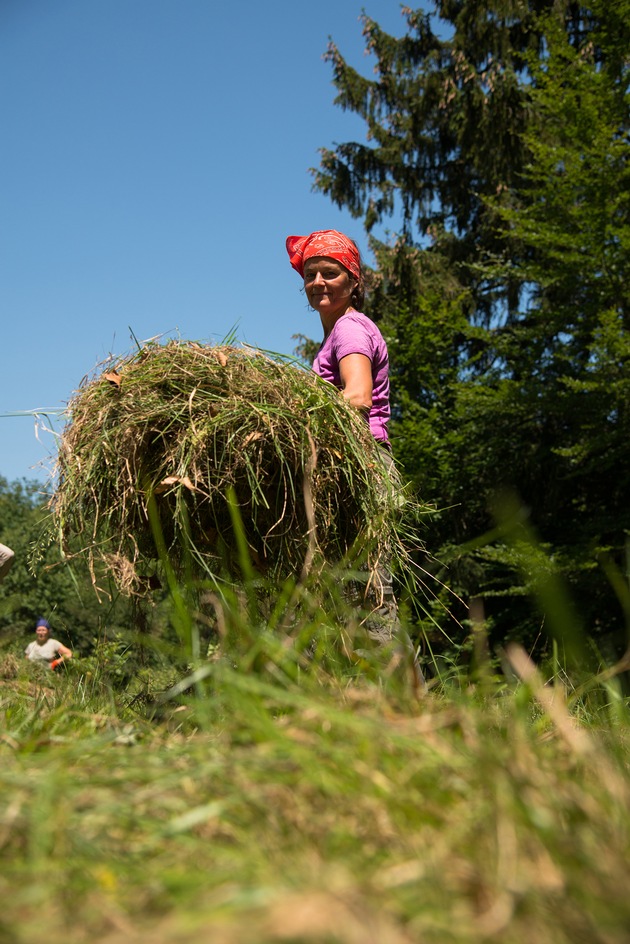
[313,311,391,445]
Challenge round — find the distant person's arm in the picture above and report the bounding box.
[0,544,15,582]
[50,642,72,670]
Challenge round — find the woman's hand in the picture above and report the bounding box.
[339,353,373,415]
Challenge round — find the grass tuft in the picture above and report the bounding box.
[1,651,629,943]
[50,340,428,609]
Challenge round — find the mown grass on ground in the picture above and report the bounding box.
[1,645,629,944]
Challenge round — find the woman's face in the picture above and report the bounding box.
[303,256,356,321]
[35,626,50,644]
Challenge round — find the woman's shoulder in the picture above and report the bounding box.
[336,311,386,343]
[334,310,379,333]
[343,309,369,322]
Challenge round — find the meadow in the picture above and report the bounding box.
[2,612,629,944]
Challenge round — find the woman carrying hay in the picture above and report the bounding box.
[286,230,422,682]
[286,230,391,451]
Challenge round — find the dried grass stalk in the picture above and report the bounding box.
[51,340,415,596]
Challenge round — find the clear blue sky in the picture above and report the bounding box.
[1,0,414,487]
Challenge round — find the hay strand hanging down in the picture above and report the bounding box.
[52,340,412,596]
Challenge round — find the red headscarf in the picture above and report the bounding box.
[286,230,361,280]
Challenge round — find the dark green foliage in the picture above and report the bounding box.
[474,8,630,646]
[0,475,154,661]
[313,0,630,659]
[0,475,97,650]
[315,1,590,320]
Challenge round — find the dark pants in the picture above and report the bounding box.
[353,451,426,690]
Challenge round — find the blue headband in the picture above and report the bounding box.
[36,618,50,630]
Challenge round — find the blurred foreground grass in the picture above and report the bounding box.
[1,642,629,944]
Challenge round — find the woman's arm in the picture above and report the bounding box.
[56,643,73,659]
[339,353,373,415]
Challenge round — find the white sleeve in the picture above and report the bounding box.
[0,544,15,581]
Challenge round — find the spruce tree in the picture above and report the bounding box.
[314,1,630,659]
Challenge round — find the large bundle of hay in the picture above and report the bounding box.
[52,341,411,597]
